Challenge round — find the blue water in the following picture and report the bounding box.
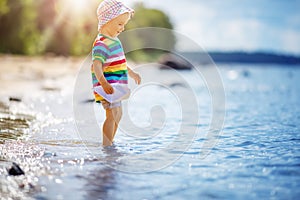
[1,64,300,199]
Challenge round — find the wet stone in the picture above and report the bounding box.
[7,162,25,176]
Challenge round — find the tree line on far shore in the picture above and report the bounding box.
[0,0,175,60]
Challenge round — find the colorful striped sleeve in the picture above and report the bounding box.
[92,40,110,63]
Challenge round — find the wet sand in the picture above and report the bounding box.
[0,55,88,199]
[0,55,83,98]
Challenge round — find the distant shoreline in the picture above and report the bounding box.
[180,51,300,65]
[1,52,300,66]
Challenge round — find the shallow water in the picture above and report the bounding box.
[0,64,300,199]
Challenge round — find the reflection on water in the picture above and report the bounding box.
[0,64,300,199]
[84,166,116,200]
[0,140,45,199]
[83,146,123,200]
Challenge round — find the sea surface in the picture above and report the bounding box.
[0,63,300,199]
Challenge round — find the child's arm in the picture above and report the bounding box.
[93,60,114,94]
[127,66,141,85]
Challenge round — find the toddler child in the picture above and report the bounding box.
[91,0,141,146]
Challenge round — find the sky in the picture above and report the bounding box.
[122,0,300,55]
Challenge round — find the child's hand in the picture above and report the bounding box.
[130,72,141,85]
[102,81,114,94]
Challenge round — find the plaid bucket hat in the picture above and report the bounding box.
[97,0,134,31]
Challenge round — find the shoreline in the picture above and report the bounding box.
[0,55,84,99]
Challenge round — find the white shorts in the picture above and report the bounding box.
[100,100,121,109]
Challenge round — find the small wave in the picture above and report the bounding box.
[39,140,86,147]
[234,141,255,147]
[271,169,300,176]
[260,163,300,168]
[188,164,213,169]
[225,155,242,159]
[183,151,200,155]
[290,138,300,141]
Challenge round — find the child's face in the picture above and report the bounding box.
[101,13,130,38]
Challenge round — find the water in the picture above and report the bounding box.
[0,64,300,199]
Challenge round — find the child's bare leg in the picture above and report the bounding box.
[112,106,122,139]
[102,109,115,146]
[102,106,122,146]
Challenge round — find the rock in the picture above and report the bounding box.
[43,151,57,157]
[7,162,25,176]
[169,82,187,88]
[82,99,95,104]
[242,69,250,78]
[9,97,22,102]
[159,53,193,70]
[41,79,61,91]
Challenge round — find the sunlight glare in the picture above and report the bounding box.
[61,0,90,15]
[39,0,97,52]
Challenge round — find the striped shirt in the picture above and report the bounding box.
[91,34,128,102]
